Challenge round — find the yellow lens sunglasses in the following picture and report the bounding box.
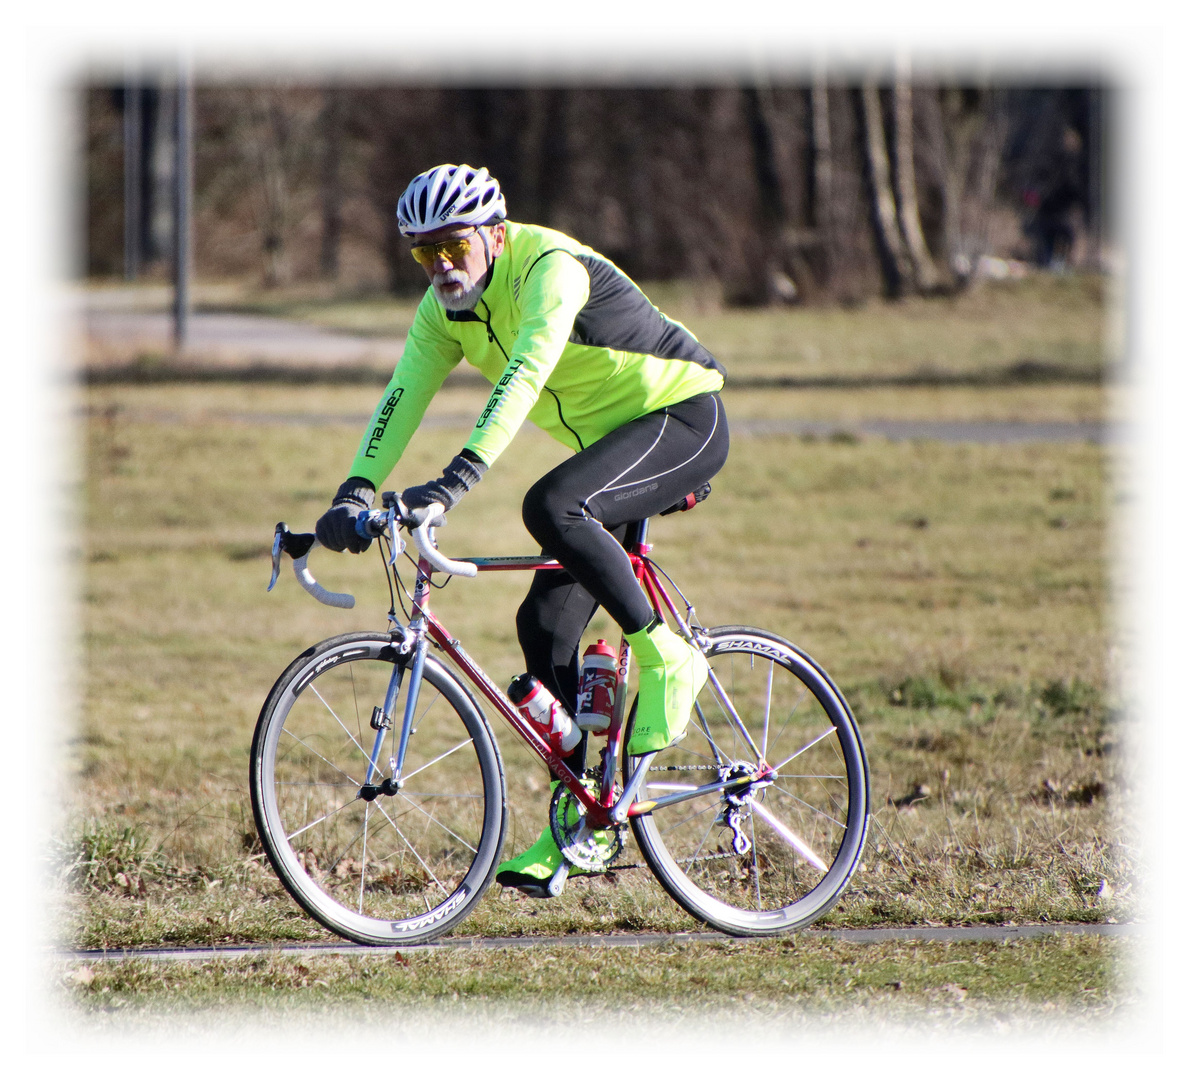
[409,228,481,268]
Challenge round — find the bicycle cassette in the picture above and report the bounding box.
[549,780,626,873]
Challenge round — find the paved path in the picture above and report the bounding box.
[87,405,1115,445]
[84,308,406,368]
[54,922,1134,964]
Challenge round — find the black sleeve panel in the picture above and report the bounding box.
[523,251,725,377]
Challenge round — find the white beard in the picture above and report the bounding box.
[433,268,487,311]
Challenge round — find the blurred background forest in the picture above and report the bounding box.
[82,74,1109,307]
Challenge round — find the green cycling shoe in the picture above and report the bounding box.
[625,617,709,756]
[495,781,616,896]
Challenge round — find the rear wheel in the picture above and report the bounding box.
[625,626,869,935]
[251,632,506,945]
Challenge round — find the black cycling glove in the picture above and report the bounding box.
[401,453,487,527]
[315,477,376,553]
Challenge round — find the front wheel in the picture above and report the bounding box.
[625,626,869,936]
[251,632,506,945]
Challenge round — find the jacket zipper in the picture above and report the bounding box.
[466,300,587,452]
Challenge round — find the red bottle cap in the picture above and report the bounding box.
[583,639,616,659]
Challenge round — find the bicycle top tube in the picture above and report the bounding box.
[414,514,651,577]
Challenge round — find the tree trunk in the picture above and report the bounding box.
[931,86,998,286]
[860,81,912,296]
[319,87,344,280]
[741,84,791,304]
[892,61,939,292]
[810,72,834,287]
[964,88,1010,281]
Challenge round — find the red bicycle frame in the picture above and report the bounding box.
[404,523,690,829]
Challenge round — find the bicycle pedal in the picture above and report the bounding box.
[545,861,571,897]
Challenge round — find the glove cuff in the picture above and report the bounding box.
[445,454,487,493]
[332,476,376,510]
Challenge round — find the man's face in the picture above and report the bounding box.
[410,222,506,311]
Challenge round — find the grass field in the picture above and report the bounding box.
[58,936,1130,1036]
[84,271,1113,384]
[55,274,1137,1030]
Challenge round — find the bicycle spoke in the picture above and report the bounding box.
[777,773,846,780]
[321,819,367,877]
[285,793,360,843]
[254,636,503,944]
[761,659,774,758]
[308,684,376,764]
[771,726,836,772]
[677,809,721,867]
[767,683,810,759]
[750,814,761,910]
[350,665,365,761]
[275,780,358,789]
[703,666,763,759]
[373,800,450,896]
[750,799,829,871]
[629,629,867,934]
[394,792,480,855]
[280,729,363,789]
[399,738,475,784]
[771,784,846,830]
[690,701,728,765]
[358,803,371,914]
[414,686,445,729]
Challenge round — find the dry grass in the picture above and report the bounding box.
[56,935,1129,1035]
[59,371,1134,958]
[80,271,1111,383]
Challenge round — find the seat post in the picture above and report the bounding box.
[625,518,649,551]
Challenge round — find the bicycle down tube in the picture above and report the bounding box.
[401,518,763,830]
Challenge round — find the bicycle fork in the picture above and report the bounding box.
[360,628,427,799]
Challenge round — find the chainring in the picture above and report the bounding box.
[549,779,626,872]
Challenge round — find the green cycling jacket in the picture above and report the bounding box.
[348,221,726,486]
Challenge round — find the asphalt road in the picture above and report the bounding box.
[84,405,1114,445]
[83,308,407,368]
[55,922,1134,964]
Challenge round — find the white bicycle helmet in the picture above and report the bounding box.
[396,164,506,237]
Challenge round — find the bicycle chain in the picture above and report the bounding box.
[592,762,751,872]
[599,850,745,874]
[648,763,722,772]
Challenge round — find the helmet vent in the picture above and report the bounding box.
[396,163,506,236]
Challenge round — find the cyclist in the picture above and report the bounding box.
[315,163,729,894]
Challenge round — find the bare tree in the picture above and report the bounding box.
[963,88,1010,276]
[810,69,834,288]
[892,57,940,292]
[917,85,1010,286]
[860,80,913,296]
[319,87,344,280]
[91,80,1104,303]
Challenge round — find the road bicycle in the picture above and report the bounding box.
[251,491,870,946]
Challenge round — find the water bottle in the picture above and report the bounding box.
[508,674,581,754]
[576,639,618,733]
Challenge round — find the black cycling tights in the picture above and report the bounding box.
[516,391,729,715]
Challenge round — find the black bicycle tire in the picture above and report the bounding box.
[251,631,507,946]
[624,625,870,936]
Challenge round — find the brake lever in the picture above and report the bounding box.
[381,492,406,567]
[268,522,316,591]
[268,524,284,592]
[386,504,403,566]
